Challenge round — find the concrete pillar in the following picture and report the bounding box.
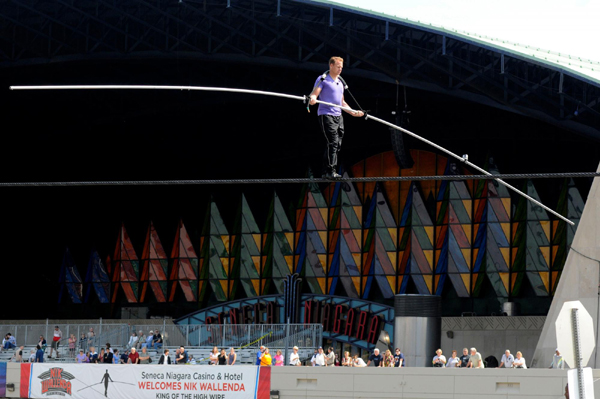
[394,294,441,367]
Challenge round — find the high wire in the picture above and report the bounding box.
[9,84,581,225]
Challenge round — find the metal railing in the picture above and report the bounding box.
[170,324,323,349]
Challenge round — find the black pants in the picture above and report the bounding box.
[319,114,344,173]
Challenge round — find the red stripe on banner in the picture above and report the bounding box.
[20,363,31,398]
[256,367,271,399]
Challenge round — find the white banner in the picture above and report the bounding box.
[27,364,270,399]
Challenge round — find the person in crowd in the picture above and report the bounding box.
[513,351,527,369]
[159,349,171,365]
[447,350,460,368]
[99,348,105,363]
[335,352,341,366]
[68,334,76,357]
[152,330,163,349]
[255,345,265,365]
[432,348,446,367]
[210,346,219,365]
[325,347,335,367]
[136,331,146,350]
[120,349,129,364]
[274,350,284,366]
[352,354,367,367]
[79,334,86,350]
[2,333,16,350]
[89,346,99,363]
[103,347,113,364]
[189,355,197,365]
[138,347,151,364]
[12,346,24,362]
[176,346,188,364]
[313,347,325,367]
[228,347,237,365]
[28,348,36,363]
[367,348,383,367]
[310,349,318,366]
[105,343,113,354]
[382,349,394,367]
[550,348,565,369]
[76,349,88,363]
[458,348,470,368]
[39,336,47,353]
[342,351,353,367]
[49,326,62,359]
[260,348,272,366]
[467,347,484,368]
[218,348,227,365]
[35,345,45,363]
[87,328,95,349]
[143,331,153,349]
[499,349,514,368]
[112,349,120,364]
[128,347,140,364]
[128,332,138,348]
[394,348,405,368]
[289,346,301,366]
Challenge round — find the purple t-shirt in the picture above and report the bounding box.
[314,74,344,116]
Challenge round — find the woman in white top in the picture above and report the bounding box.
[513,351,527,369]
[209,346,219,365]
[446,350,460,368]
[289,346,301,366]
[432,349,446,367]
[341,351,353,367]
[128,333,138,348]
[353,354,367,367]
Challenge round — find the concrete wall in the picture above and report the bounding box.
[441,316,545,367]
[271,366,588,399]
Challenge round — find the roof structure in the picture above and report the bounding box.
[2,0,599,140]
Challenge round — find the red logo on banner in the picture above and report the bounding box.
[38,367,74,395]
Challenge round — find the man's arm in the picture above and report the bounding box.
[309,87,322,105]
[342,96,364,117]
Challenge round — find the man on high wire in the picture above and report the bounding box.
[309,57,364,180]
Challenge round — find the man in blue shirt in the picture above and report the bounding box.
[35,345,44,363]
[256,346,265,365]
[309,57,364,179]
[394,348,405,367]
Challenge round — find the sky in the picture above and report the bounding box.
[332,0,600,63]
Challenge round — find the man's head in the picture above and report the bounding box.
[90,346,95,352]
[142,347,147,354]
[260,345,265,352]
[436,349,442,356]
[180,346,185,351]
[374,348,380,355]
[396,348,401,355]
[470,347,477,355]
[505,350,511,356]
[463,348,468,355]
[318,346,324,353]
[130,348,136,354]
[556,348,561,355]
[328,57,344,77]
[164,349,170,355]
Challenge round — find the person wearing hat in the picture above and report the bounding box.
[143,331,153,349]
[136,331,145,349]
[550,348,565,369]
[289,346,301,366]
[255,345,265,365]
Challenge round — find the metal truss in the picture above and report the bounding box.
[1,0,599,138]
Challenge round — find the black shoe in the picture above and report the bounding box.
[322,171,341,180]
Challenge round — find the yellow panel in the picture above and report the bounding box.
[353,206,362,220]
[285,233,294,246]
[462,224,472,245]
[501,198,511,215]
[462,200,472,220]
[461,274,471,295]
[284,256,294,273]
[500,272,510,294]
[511,248,518,265]
[318,231,328,246]
[261,279,266,295]
[552,221,560,239]
[351,276,361,294]
[540,221,551,242]
[388,252,397,271]
[501,223,510,241]
[388,228,398,246]
[551,246,559,266]
[317,254,327,269]
[327,279,333,294]
[424,226,434,244]
[387,276,396,292]
[540,272,550,293]
[352,253,362,267]
[512,223,519,239]
[424,275,433,294]
[500,247,510,267]
[221,235,230,252]
[540,247,550,268]
[252,256,261,271]
[251,279,260,296]
[353,230,363,246]
[423,250,434,268]
[319,208,328,226]
[317,278,326,294]
[252,234,261,251]
[221,280,230,299]
[471,273,478,292]
[461,248,471,266]
[510,273,518,289]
